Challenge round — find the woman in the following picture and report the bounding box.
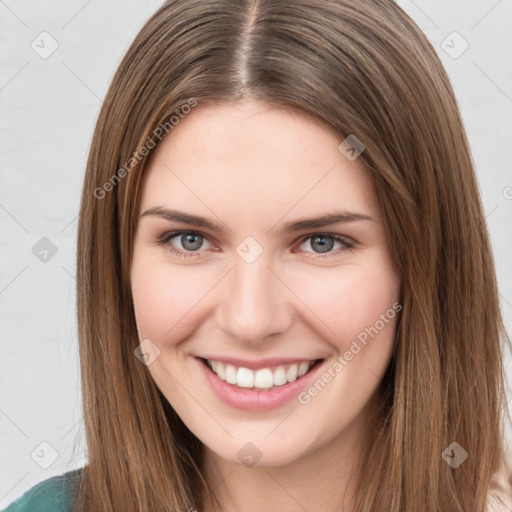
[5,0,511,510]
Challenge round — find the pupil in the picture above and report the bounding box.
[181,233,202,251]
[312,235,334,253]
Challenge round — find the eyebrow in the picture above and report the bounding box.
[140,207,376,234]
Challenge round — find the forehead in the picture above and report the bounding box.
[139,100,380,224]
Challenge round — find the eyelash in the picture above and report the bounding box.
[155,230,355,259]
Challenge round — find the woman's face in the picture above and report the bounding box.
[131,99,401,468]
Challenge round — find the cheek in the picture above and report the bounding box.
[130,253,216,343]
[291,256,401,352]
[291,260,400,428]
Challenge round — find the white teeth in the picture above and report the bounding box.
[225,364,237,385]
[298,361,309,377]
[215,361,225,380]
[236,367,254,388]
[206,359,317,390]
[286,364,298,382]
[273,366,287,386]
[254,368,273,388]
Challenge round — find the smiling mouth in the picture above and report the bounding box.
[199,357,323,391]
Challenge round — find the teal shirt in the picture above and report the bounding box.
[2,469,83,512]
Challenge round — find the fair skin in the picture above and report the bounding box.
[130,99,401,512]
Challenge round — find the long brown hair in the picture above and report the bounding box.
[75,0,511,510]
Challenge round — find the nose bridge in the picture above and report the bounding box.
[215,251,292,343]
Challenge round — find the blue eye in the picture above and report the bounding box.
[157,231,212,258]
[156,231,354,259]
[298,234,353,257]
[176,233,204,251]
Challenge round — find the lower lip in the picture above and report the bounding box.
[196,357,324,412]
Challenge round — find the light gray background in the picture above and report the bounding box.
[1,0,511,507]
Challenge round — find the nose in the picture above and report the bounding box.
[215,254,294,344]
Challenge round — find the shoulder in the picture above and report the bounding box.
[487,462,512,511]
[2,468,83,512]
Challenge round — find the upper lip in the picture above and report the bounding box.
[197,356,322,370]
